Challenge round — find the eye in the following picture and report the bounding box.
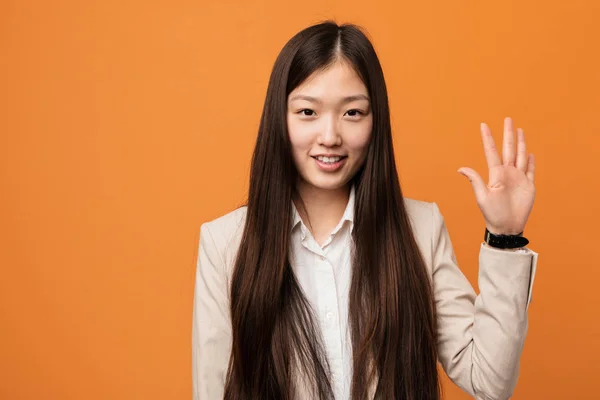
[345,109,364,118]
[298,109,316,117]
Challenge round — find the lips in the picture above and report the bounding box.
[312,156,347,172]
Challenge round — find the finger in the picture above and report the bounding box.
[516,128,527,171]
[526,153,535,182]
[458,167,488,203]
[480,122,501,169]
[503,117,516,166]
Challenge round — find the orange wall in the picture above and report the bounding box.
[1,1,598,399]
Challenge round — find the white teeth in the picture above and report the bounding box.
[316,156,342,163]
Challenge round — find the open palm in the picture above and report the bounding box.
[458,117,536,235]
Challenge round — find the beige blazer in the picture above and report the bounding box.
[192,198,538,400]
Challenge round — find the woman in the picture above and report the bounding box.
[192,21,538,400]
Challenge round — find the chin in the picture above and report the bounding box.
[301,176,350,191]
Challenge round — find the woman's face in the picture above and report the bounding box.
[287,60,373,192]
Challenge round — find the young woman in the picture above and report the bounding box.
[192,21,538,400]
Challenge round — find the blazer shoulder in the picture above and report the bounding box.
[204,206,247,235]
[403,197,436,227]
[201,206,248,270]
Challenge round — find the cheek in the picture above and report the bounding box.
[345,121,373,155]
[287,117,314,155]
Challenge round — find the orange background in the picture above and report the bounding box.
[1,0,599,399]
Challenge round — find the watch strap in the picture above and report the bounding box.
[484,228,529,249]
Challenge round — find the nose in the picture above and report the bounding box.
[317,115,341,147]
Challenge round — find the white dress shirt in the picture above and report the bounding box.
[288,185,356,400]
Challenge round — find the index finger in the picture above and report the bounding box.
[481,122,501,169]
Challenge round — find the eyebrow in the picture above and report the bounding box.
[288,94,370,104]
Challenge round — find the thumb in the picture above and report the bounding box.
[457,167,488,202]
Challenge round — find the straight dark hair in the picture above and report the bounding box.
[225,21,440,400]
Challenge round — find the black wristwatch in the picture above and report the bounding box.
[484,228,529,249]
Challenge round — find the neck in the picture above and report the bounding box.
[294,180,350,238]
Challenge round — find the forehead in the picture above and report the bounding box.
[289,60,368,99]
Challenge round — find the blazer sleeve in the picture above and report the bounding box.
[192,223,232,400]
[431,202,538,400]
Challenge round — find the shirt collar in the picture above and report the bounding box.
[291,185,356,232]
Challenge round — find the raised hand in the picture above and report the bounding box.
[458,117,536,235]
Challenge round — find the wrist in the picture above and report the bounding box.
[486,226,525,236]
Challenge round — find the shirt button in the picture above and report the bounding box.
[320,255,326,261]
[326,312,333,320]
[331,373,337,381]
